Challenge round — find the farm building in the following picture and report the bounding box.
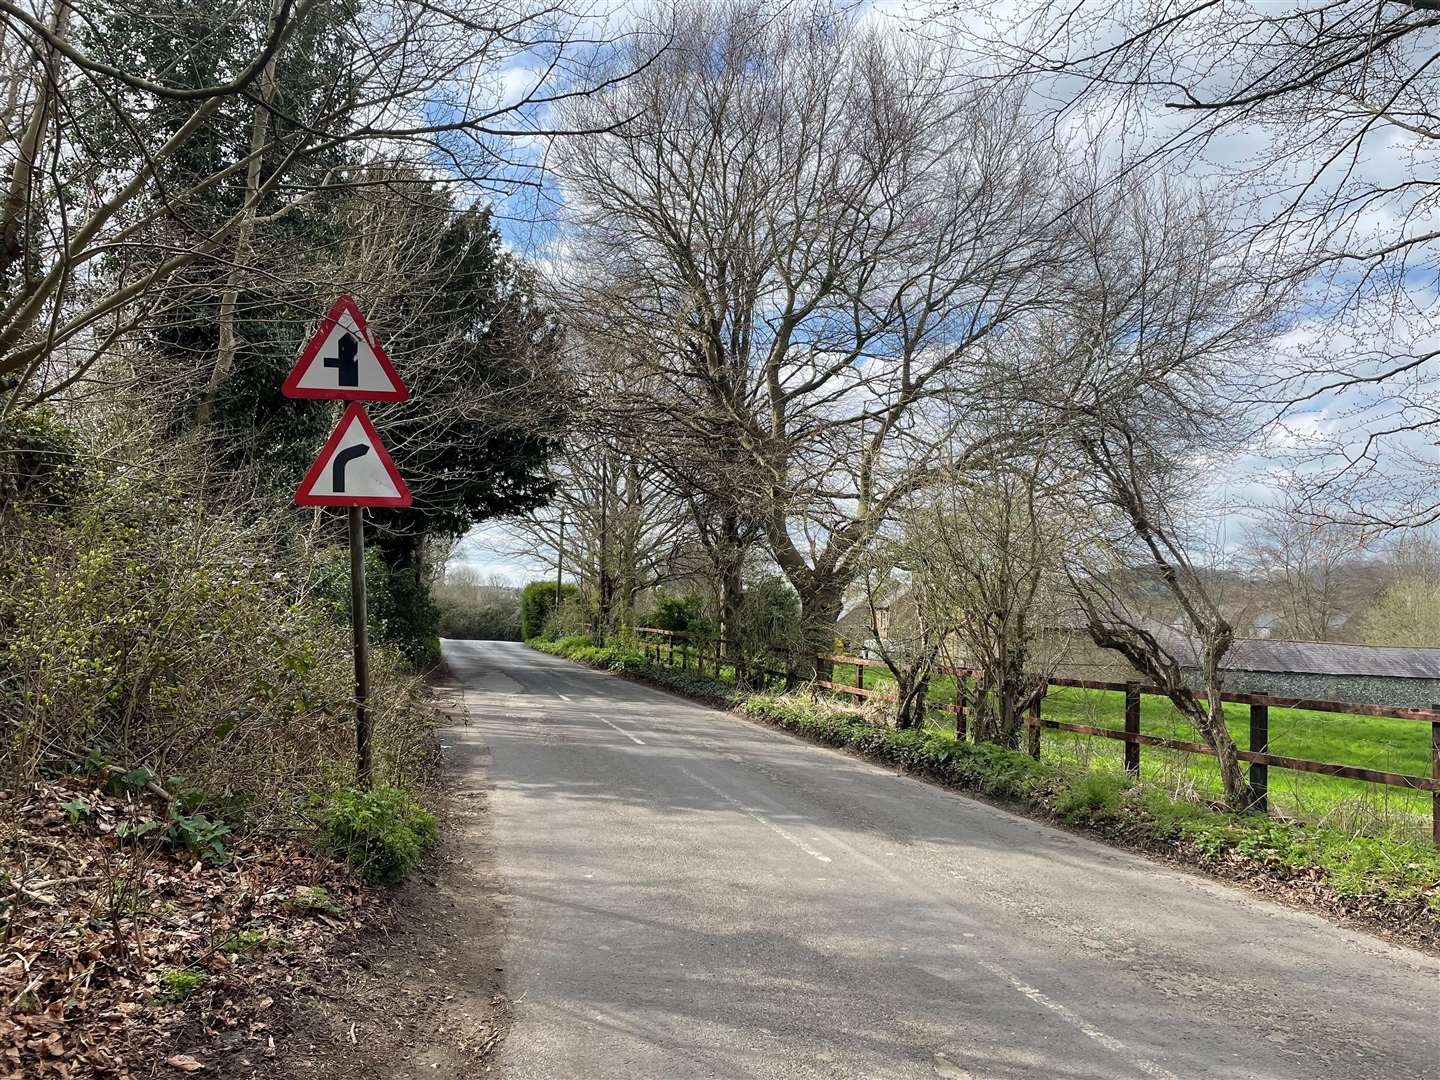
[1207,639,1440,709]
[1044,623,1440,709]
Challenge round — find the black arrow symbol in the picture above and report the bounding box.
[332,444,370,492]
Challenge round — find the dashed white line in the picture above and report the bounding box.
[973,959,1181,1080]
[597,716,645,745]
[679,767,832,863]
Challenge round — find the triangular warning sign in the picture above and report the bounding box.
[294,404,412,507]
[282,296,408,401]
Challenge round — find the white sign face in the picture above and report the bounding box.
[294,404,411,507]
[282,295,408,401]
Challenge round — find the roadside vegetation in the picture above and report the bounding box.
[822,663,1433,840]
[531,633,1440,947]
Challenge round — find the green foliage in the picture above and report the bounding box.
[158,969,204,1003]
[646,590,711,636]
[113,803,233,862]
[0,472,438,824]
[311,546,439,669]
[434,581,521,640]
[0,409,86,511]
[219,927,272,954]
[521,581,579,640]
[291,885,339,915]
[1054,771,1130,824]
[59,797,92,823]
[319,785,437,884]
[732,575,802,663]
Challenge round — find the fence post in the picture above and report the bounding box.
[856,662,865,691]
[956,676,967,741]
[1431,712,1439,850]
[1026,696,1041,760]
[1124,682,1141,775]
[1249,700,1269,813]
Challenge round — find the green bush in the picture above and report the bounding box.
[520,581,579,640]
[312,547,439,668]
[0,477,438,820]
[319,785,437,884]
[1054,771,1130,824]
[435,582,521,640]
[644,589,711,637]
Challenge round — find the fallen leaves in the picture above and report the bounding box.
[1,778,368,1078]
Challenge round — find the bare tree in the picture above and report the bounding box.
[1241,486,1376,641]
[856,539,944,730]
[0,0,647,416]
[552,0,1061,675]
[1020,173,1283,811]
[939,0,1440,530]
[909,454,1071,749]
[506,435,695,629]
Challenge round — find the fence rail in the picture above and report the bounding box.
[630,627,1440,847]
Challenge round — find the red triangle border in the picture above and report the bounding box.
[282,295,409,401]
[294,403,412,508]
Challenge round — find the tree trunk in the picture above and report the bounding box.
[893,669,931,730]
[197,0,284,428]
[796,581,844,683]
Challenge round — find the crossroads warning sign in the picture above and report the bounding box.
[282,295,408,401]
[294,403,411,507]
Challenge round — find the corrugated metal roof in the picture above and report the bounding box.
[1224,639,1440,679]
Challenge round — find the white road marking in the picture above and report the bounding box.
[556,692,573,702]
[679,767,831,863]
[974,959,1181,1080]
[597,716,645,745]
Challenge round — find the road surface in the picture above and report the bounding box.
[441,639,1438,1080]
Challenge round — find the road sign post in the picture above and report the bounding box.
[285,299,410,789]
[349,506,371,787]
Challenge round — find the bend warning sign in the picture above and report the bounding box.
[282,296,408,401]
[294,403,411,507]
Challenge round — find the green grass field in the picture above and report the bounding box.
[822,661,1434,841]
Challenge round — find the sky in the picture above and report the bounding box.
[448,0,1440,585]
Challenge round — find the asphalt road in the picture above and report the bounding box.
[441,639,1439,1080]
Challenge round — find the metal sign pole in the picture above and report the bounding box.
[349,506,372,787]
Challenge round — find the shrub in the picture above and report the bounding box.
[0,475,438,826]
[1055,771,1129,824]
[435,582,521,640]
[645,589,711,636]
[520,581,579,640]
[311,547,440,668]
[319,785,437,884]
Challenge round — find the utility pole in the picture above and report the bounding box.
[598,453,610,643]
[556,508,565,601]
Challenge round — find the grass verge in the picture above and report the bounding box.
[531,635,1440,950]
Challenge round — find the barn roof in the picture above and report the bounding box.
[1225,639,1440,680]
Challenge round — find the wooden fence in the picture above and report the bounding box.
[631,627,1440,847]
